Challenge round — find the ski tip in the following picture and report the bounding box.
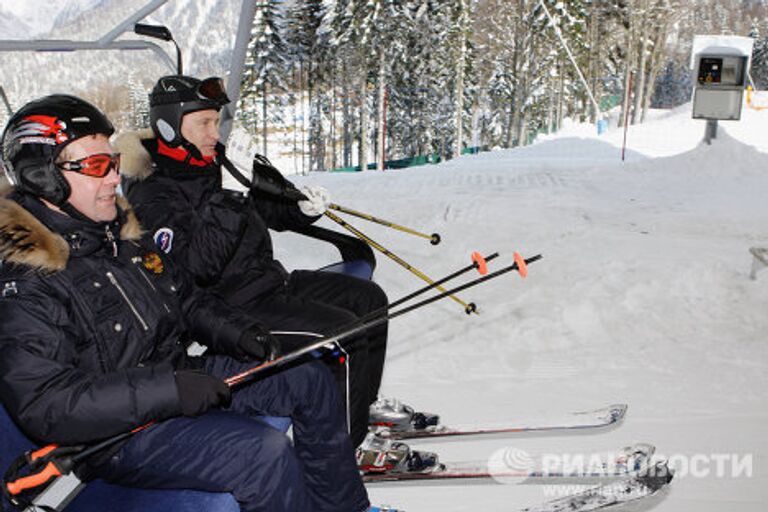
[638,461,675,491]
[471,251,489,275]
[610,403,629,421]
[513,252,528,278]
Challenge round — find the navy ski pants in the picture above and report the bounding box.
[95,357,369,512]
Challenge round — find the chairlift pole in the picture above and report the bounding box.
[219,0,258,142]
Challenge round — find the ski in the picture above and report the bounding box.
[371,404,628,441]
[517,460,674,512]
[362,443,654,484]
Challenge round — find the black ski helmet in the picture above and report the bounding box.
[0,94,115,206]
[149,75,230,149]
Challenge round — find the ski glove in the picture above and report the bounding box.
[236,328,281,363]
[174,370,231,417]
[298,185,331,216]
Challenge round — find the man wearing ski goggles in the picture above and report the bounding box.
[55,152,121,177]
[149,76,230,106]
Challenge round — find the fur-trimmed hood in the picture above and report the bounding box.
[114,128,156,182]
[0,181,142,273]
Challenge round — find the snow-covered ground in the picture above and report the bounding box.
[274,104,768,511]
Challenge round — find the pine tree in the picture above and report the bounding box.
[751,24,768,89]
[286,0,328,172]
[240,0,289,157]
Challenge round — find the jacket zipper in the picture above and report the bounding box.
[105,225,118,257]
[132,259,171,314]
[106,271,150,331]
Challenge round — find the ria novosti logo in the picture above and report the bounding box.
[487,446,753,484]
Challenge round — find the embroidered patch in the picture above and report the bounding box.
[153,227,174,254]
[142,252,164,274]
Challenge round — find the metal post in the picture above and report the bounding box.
[219,0,258,143]
[621,71,634,162]
[704,119,718,145]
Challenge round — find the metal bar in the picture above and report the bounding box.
[97,0,169,45]
[220,0,258,142]
[0,40,176,72]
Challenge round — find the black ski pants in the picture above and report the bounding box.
[242,270,389,447]
[95,357,369,512]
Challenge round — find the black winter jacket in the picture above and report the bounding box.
[0,186,253,447]
[117,131,318,307]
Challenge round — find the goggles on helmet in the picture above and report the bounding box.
[196,77,230,104]
[56,152,121,178]
[150,77,230,106]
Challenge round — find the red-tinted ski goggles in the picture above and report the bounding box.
[56,152,121,178]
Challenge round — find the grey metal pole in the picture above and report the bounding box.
[219,0,258,143]
[704,119,718,145]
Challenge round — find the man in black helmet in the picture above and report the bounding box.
[119,75,392,448]
[0,94,369,512]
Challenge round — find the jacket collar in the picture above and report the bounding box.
[0,180,142,273]
[115,129,223,182]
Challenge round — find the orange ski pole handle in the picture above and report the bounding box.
[6,461,64,496]
[28,444,59,463]
[513,252,528,278]
[471,252,489,276]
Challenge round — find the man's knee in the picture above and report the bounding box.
[285,361,340,406]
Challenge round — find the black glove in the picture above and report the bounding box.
[174,370,231,417]
[236,328,281,363]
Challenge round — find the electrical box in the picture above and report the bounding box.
[691,36,753,121]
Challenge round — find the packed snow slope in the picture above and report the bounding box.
[275,105,768,512]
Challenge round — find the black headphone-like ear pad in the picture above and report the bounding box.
[16,158,72,206]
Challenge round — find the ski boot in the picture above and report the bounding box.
[368,398,440,434]
[356,432,441,475]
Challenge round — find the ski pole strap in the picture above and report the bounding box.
[219,155,308,202]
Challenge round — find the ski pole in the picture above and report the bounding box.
[323,209,478,314]
[226,252,541,388]
[387,251,498,310]
[349,251,500,332]
[335,251,501,344]
[328,203,441,245]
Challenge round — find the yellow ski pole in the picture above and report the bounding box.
[324,210,477,314]
[328,203,441,245]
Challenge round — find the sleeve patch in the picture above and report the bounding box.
[153,228,174,254]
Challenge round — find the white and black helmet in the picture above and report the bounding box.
[149,75,230,149]
[0,94,114,206]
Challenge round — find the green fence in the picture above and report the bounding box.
[331,147,481,172]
